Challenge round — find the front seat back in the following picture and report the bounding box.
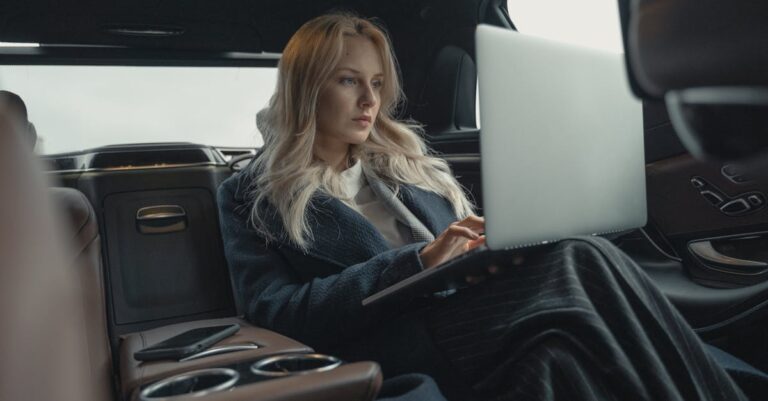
[0,111,97,401]
[619,0,768,161]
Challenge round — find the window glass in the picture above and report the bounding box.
[476,2,624,129]
[0,66,277,154]
[506,0,624,53]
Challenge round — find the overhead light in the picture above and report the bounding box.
[0,42,40,47]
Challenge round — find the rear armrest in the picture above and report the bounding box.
[119,317,312,397]
[129,362,383,401]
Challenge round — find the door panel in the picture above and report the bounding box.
[621,102,768,371]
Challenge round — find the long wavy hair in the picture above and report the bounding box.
[246,13,474,250]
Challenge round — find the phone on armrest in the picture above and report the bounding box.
[133,323,240,362]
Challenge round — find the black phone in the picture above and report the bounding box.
[133,323,240,362]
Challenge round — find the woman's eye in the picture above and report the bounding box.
[340,77,356,86]
[372,80,383,89]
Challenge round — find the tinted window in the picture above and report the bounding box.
[0,66,277,154]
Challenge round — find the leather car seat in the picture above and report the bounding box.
[0,108,97,401]
[414,45,478,136]
[623,0,768,161]
[49,187,115,400]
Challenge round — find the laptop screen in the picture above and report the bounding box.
[476,24,646,249]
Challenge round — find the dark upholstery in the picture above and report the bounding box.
[622,0,768,160]
[627,0,768,97]
[414,45,477,135]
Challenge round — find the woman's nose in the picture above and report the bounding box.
[359,84,377,109]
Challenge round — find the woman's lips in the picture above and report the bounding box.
[353,116,372,127]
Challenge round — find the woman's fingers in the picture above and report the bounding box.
[447,224,480,241]
[453,215,485,233]
[419,216,487,269]
[466,235,486,251]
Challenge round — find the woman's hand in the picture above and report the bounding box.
[419,216,485,269]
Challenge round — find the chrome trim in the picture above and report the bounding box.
[250,353,341,377]
[689,241,765,267]
[136,205,187,221]
[688,240,768,276]
[442,153,480,163]
[86,161,223,172]
[178,343,260,362]
[46,161,225,174]
[139,368,239,401]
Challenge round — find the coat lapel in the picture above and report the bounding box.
[364,168,435,243]
[397,184,457,237]
[233,171,457,268]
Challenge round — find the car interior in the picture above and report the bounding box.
[2,0,768,400]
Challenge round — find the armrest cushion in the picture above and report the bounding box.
[119,317,312,397]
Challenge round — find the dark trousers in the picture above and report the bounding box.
[426,237,746,400]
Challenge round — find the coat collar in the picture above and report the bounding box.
[232,172,456,268]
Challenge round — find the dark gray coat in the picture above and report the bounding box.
[217,170,460,379]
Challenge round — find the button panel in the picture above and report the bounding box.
[690,175,765,217]
[721,163,753,184]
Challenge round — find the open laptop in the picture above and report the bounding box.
[362,24,646,307]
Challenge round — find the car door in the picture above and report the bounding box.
[615,100,768,370]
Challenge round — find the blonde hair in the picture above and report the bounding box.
[247,13,474,249]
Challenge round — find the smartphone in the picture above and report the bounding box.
[133,323,240,362]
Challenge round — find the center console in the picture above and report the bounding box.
[121,318,382,401]
[134,357,381,401]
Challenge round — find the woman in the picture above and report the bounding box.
[218,13,747,400]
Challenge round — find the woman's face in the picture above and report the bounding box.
[314,35,384,167]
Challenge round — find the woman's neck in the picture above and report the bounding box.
[315,145,353,172]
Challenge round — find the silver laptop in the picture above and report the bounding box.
[362,25,646,307]
[477,24,646,249]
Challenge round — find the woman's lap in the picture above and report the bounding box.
[426,237,746,400]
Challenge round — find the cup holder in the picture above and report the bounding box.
[139,368,239,400]
[250,353,342,377]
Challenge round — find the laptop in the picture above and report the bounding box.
[362,24,646,307]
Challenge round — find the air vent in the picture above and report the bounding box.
[48,156,79,171]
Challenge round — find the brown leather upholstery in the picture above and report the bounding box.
[119,317,313,397]
[129,361,382,401]
[0,110,96,401]
[50,187,114,401]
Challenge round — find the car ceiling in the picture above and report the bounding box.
[0,0,484,53]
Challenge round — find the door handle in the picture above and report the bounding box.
[136,205,187,234]
[688,240,768,274]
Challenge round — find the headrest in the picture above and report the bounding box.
[621,0,768,161]
[415,45,477,135]
[626,0,768,97]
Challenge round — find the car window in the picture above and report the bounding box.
[0,65,277,154]
[475,1,624,128]
[505,0,623,53]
